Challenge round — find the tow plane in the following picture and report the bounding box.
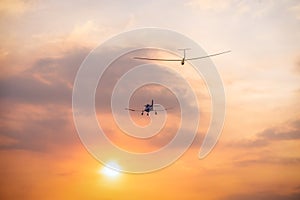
[125,99,171,116]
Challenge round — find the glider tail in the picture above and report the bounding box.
[178,48,191,59]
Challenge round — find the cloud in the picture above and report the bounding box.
[259,128,300,141]
[0,45,208,154]
[229,118,300,149]
[228,137,268,148]
[62,20,111,47]
[291,119,300,130]
[255,118,300,143]
[234,155,300,168]
[222,191,300,200]
[0,104,76,152]
[0,74,71,105]
[0,0,35,16]
[0,47,89,152]
[0,47,89,106]
[295,185,300,191]
[225,118,300,168]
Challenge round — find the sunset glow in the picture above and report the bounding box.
[100,162,121,178]
[1,1,300,200]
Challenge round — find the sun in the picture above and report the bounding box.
[99,161,121,178]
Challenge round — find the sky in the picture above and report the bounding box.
[1,0,300,199]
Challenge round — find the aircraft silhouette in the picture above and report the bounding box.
[125,99,171,116]
[134,49,230,65]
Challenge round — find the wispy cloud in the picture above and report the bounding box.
[234,155,300,167]
[0,0,36,16]
[222,191,300,200]
[0,107,74,152]
[229,118,300,149]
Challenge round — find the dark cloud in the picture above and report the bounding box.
[222,191,300,200]
[0,47,89,106]
[0,74,71,105]
[227,119,300,168]
[229,118,300,149]
[0,106,77,152]
[0,46,89,152]
[256,120,300,142]
[0,46,207,153]
[295,185,300,191]
[29,46,89,84]
[229,138,268,148]
[291,119,300,130]
[234,155,300,167]
[259,127,300,141]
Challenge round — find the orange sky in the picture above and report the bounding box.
[1,0,300,199]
